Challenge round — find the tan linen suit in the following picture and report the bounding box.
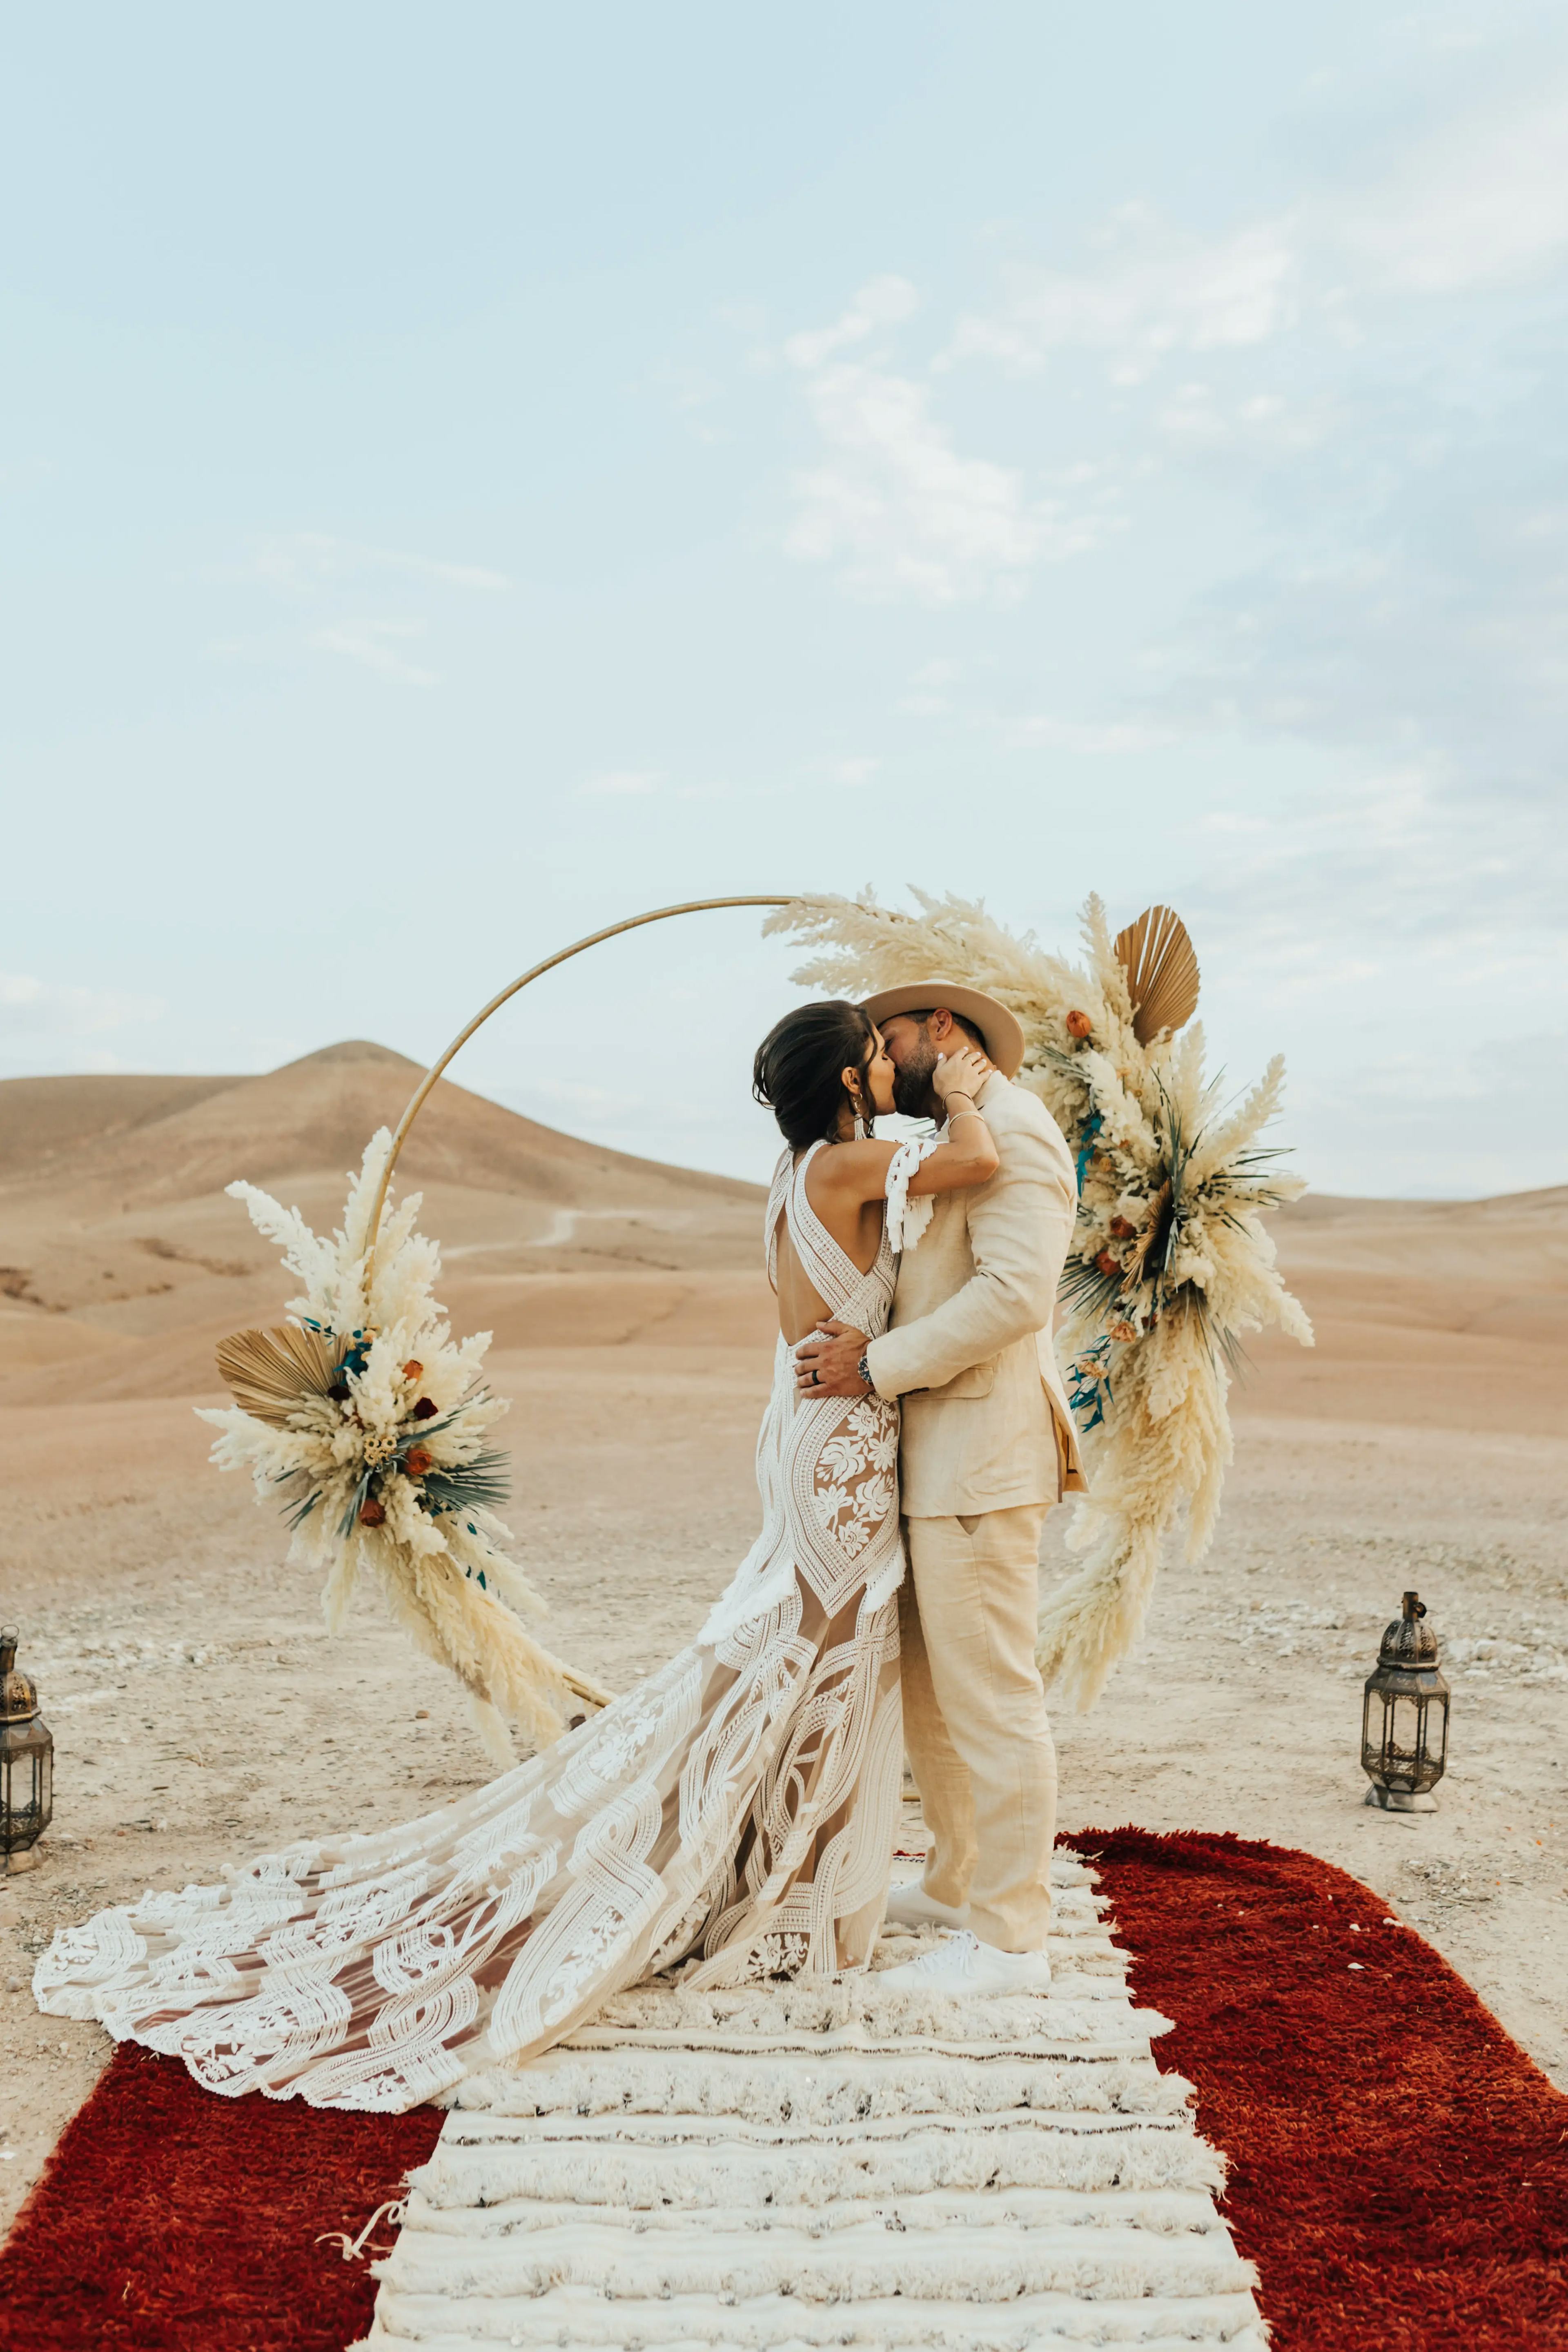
[864,1072,1085,1951]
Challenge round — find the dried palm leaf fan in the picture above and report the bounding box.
[1123,1177,1174,1287]
[1114,905,1200,1044]
[216,1324,343,1425]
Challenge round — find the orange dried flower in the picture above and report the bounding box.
[403,1446,433,1478]
[1065,1010,1093,1040]
[1096,1250,1121,1277]
[358,1497,387,1527]
[402,1359,423,1380]
[1109,1216,1136,1239]
[1109,1320,1138,1344]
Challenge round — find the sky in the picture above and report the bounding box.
[3,2,1565,1196]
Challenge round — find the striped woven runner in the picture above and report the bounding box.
[360,1851,1263,2349]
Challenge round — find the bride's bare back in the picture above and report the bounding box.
[775,1199,885,1343]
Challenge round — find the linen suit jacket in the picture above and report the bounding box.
[864,1070,1087,1520]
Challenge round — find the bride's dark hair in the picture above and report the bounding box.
[753,1000,877,1151]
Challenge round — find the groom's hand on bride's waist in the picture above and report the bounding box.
[794,1320,873,1399]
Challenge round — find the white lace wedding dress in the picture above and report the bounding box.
[36,1140,933,2113]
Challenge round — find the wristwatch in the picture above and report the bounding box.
[858,1353,874,1392]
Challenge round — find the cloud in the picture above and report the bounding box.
[944,209,1299,381]
[1163,759,1567,1197]
[1154,383,1330,458]
[1146,468,1568,797]
[784,368,1043,604]
[941,86,1568,394]
[252,533,511,595]
[580,768,665,795]
[781,281,1118,604]
[852,63,1568,852]
[782,274,922,371]
[1179,764,1567,987]
[1004,715,1172,755]
[652,361,730,443]
[0,971,164,1040]
[1284,1027,1568,1198]
[1340,89,1568,293]
[309,619,439,686]
[897,692,953,716]
[212,532,509,686]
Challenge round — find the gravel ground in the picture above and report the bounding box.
[2,1349,1564,2239]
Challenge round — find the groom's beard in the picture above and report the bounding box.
[891,1039,941,1122]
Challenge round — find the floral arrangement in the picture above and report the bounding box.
[768,890,1314,1710]
[200,1130,609,1764]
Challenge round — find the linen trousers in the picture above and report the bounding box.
[898,1501,1056,1952]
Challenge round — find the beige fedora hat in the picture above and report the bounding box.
[860,982,1027,1078]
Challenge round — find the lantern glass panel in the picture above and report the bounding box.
[1370,1690,1399,1763]
[1390,1693,1422,1765]
[0,1722,53,1853]
[1430,1697,1450,1772]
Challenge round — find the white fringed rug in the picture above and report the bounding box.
[359,1853,1264,2350]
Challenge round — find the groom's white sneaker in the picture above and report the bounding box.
[884,1884,969,1933]
[878,1930,1051,1996]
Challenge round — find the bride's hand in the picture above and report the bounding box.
[931,1044,990,1105]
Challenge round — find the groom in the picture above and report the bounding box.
[794,983,1084,1995]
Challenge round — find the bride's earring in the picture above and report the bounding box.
[851,1089,869,1142]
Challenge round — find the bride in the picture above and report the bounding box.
[35,1002,998,2112]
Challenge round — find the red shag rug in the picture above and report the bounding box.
[1085,1828,1568,2351]
[0,2042,442,2350]
[2,1835,1564,2350]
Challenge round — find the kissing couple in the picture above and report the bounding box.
[38,984,1085,2113]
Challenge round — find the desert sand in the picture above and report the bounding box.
[2,1043,1565,2238]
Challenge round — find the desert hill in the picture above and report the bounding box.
[0,1039,760,1216]
[0,1071,243,1178]
[1227,1183,1568,1435]
[0,1042,771,1405]
[0,1044,1564,1429]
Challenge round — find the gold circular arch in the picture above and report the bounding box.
[364,895,796,1278]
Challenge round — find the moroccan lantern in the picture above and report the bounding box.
[1362,1591,1450,1813]
[0,1626,54,1866]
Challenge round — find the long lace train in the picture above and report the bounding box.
[35,1140,924,2111]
